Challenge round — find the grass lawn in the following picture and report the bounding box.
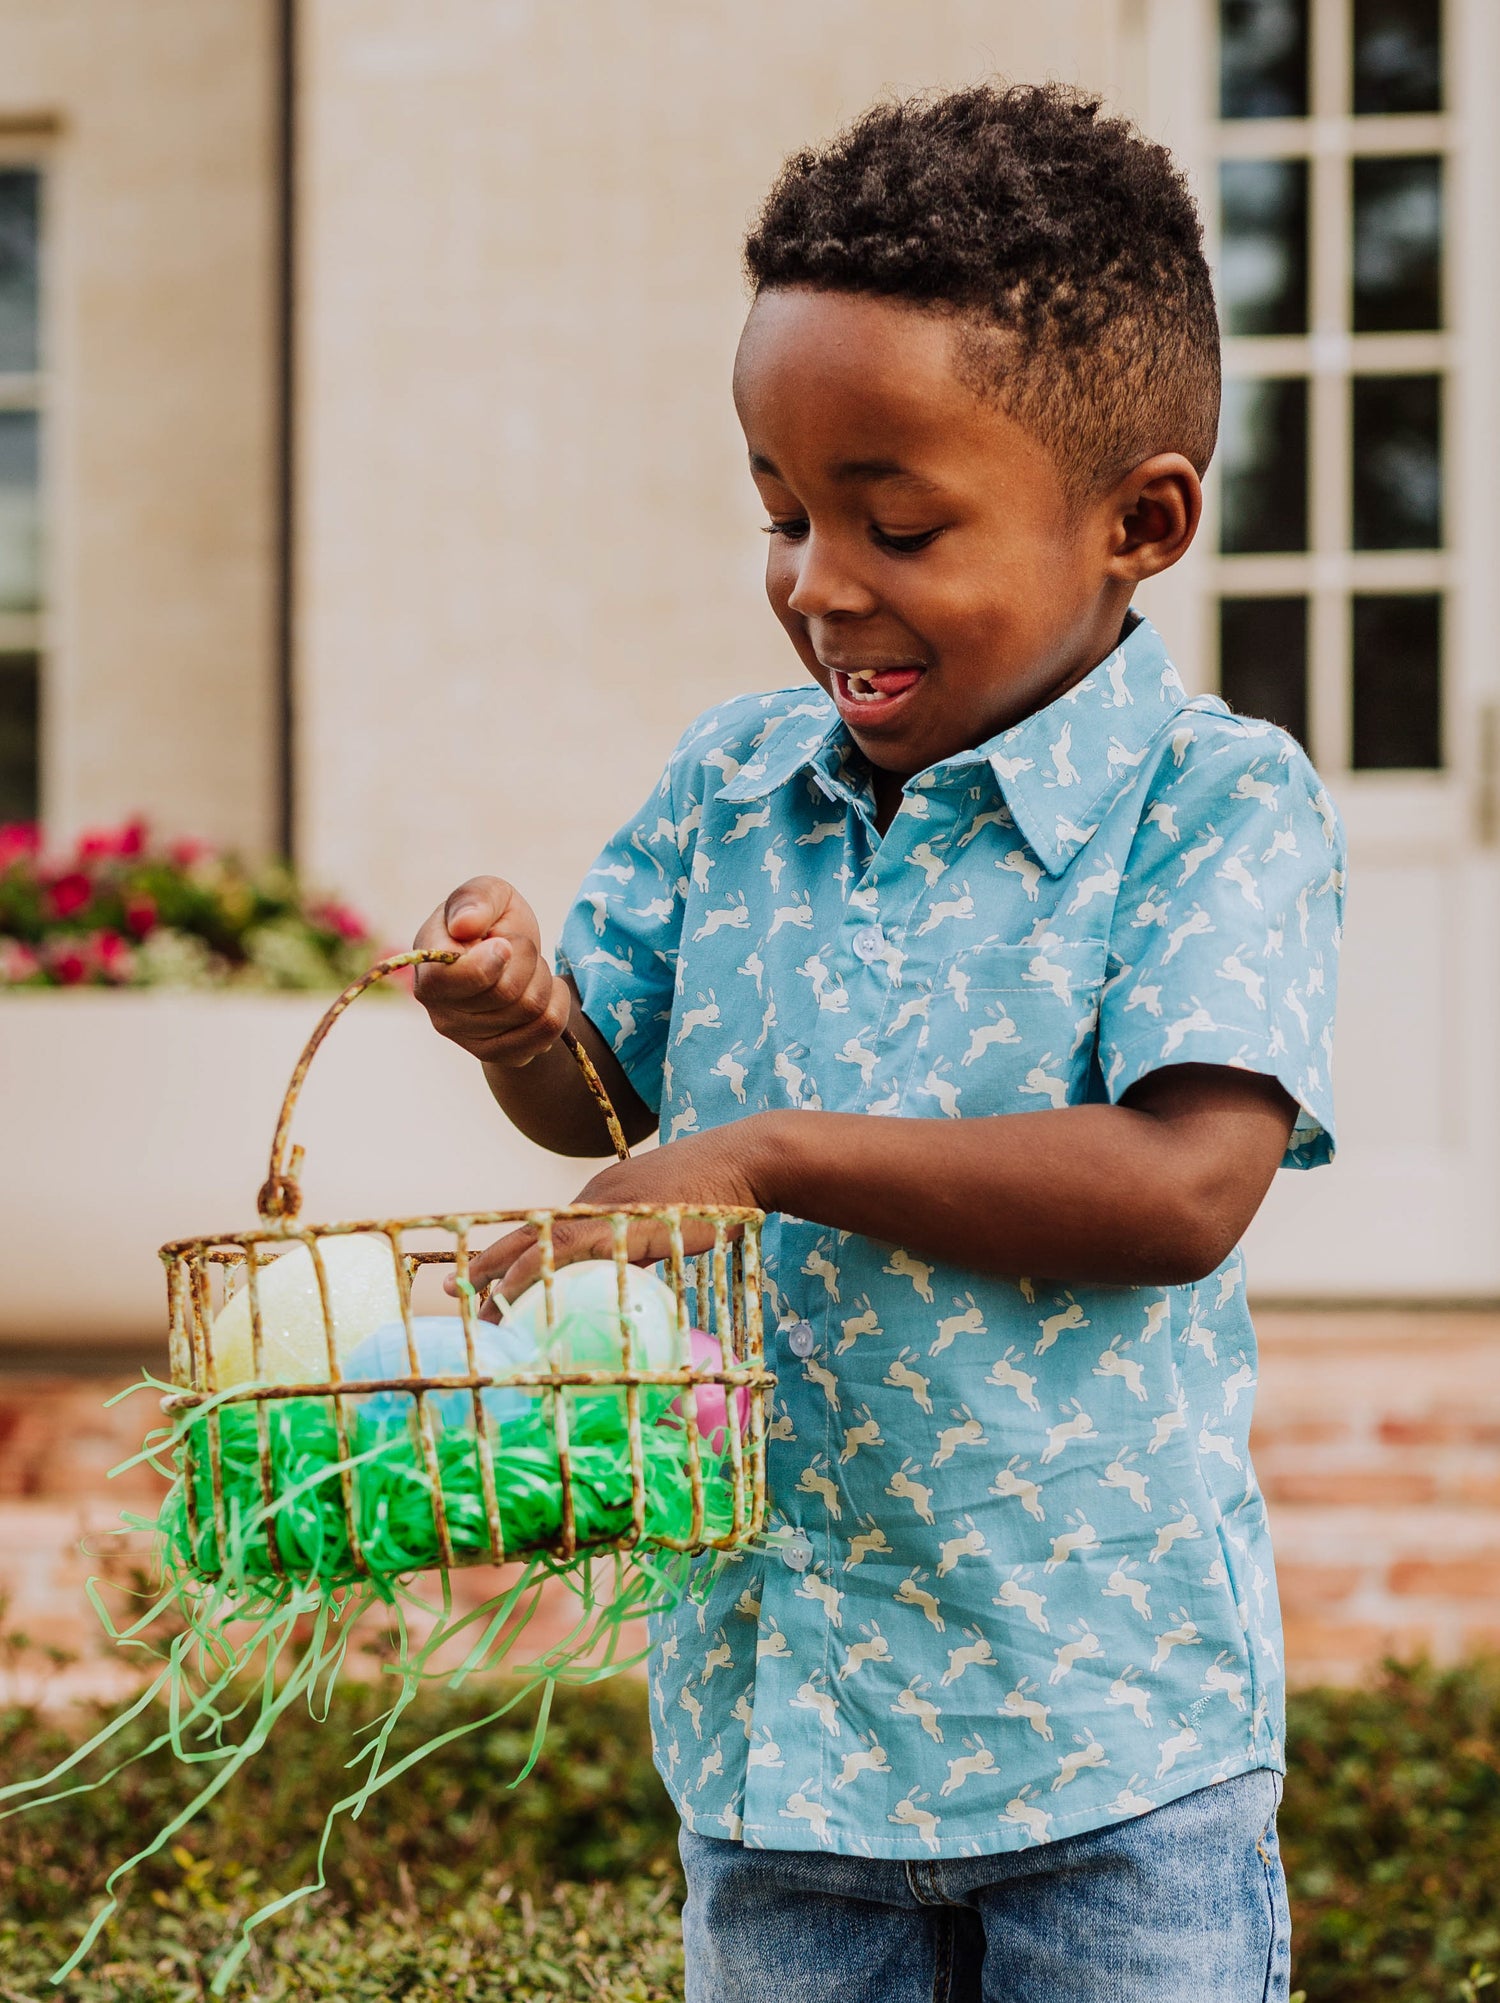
[2,1659,1497,2000]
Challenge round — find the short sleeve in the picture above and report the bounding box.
[1097,710,1346,1169]
[555,713,718,1114]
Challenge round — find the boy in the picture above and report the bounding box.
[415,84,1339,2002]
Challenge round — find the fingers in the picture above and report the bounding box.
[449,1211,731,1307]
[444,875,514,943]
[411,876,570,1065]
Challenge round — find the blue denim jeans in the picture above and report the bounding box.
[680,1769,1290,2003]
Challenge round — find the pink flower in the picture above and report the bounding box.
[311,900,370,942]
[0,823,41,871]
[48,943,89,985]
[47,872,94,920]
[168,836,210,868]
[123,893,157,939]
[0,936,41,981]
[77,817,148,861]
[92,929,134,982]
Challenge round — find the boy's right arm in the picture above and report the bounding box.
[411,875,657,1157]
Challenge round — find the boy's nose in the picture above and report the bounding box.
[784,534,880,621]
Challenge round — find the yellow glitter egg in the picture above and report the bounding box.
[208,1233,404,1388]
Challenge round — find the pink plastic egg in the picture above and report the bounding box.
[670,1327,750,1452]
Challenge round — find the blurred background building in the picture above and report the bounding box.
[1,0,1497,1690]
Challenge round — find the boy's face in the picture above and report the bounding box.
[733,287,1193,784]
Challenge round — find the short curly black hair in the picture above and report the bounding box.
[744,83,1220,497]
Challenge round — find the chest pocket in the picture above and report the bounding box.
[908,936,1108,1120]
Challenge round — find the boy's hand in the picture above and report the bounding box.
[454,1116,779,1306]
[412,875,572,1068]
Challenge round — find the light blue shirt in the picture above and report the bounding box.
[559,612,1344,1858]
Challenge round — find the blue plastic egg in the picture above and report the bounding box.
[343,1316,536,1434]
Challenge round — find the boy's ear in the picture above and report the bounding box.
[1105,453,1202,582]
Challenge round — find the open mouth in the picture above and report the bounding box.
[830,664,926,719]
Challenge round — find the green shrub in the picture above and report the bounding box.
[3,1657,1499,1999]
[0,1873,684,2002]
[1281,1656,1500,2001]
[0,1677,678,1929]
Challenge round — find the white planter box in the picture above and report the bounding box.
[0,991,606,1347]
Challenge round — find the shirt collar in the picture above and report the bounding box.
[718,613,1189,874]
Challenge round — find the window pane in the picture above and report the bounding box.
[0,170,40,374]
[1352,593,1441,768]
[1352,374,1441,548]
[1354,0,1442,115]
[1220,377,1308,553]
[0,410,40,611]
[0,652,38,822]
[1219,160,1309,335]
[1353,155,1442,331]
[1220,0,1309,118]
[1219,597,1309,747]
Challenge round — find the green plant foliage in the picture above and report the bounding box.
[1,1872,685,2002]
[1,1678,679,1933]
[4,1657,1499,1997]
[1281,1657,1500,2001]
[0,818,383,988]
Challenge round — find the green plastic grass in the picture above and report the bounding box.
[0,1376,746,1993]
[164,1390,735,1586]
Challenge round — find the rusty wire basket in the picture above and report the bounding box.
[157,949,773,1584]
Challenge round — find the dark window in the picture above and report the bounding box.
[1219,159,1309,335]
[1220,377,1308,553]
[1220,0,1309,118]
[1353,0,1442,115]
[0,652,38,821]
[0,170,39,375]
[0,409,40,613]
[1219,597,1309,747]
[1353,155,1443,330]
[1352,594,1442,768]
[1352,374,1441,548]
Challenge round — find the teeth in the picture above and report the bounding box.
[845,671,879,700]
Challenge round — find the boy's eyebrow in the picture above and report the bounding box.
[830,458,938,490]
[749,450,941,493]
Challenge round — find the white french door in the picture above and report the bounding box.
[1142,0,1500,1296]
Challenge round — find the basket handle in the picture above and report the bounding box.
[256,948,632,1222]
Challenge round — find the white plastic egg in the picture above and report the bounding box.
[500,1259,682,1369]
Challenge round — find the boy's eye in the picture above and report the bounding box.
[871,526,943,554]
[762,518,809,542]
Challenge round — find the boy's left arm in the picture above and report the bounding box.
[475,727,1345,1296]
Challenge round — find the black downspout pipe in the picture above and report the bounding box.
[274,0,297,862]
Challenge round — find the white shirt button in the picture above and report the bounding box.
[781,1531,814,1572]
[851,924,886,964]
[787,1320,817,1358]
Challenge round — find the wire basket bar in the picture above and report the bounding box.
[159,951,772,1582]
